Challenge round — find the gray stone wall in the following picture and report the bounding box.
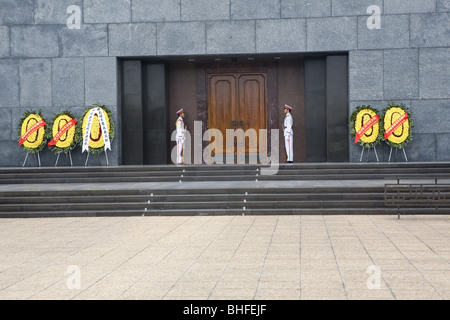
[0,0,448,166]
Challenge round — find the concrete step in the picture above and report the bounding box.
[0,200,387,213]
[1,162,449,218]
[2,207,450,218]
[0,190,387,211]
[0,185,387,216]
[1,163,450,184]
[145,200,386,210]
[0,192,386,204]
[2,174,449,184]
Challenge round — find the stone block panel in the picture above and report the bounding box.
[0,27,9,58]
[34,0,83,24]
[109,23,157,57]
[19,59,52,108]
[52,58,85,107]
[357,15,409,50]
[84,0,131,23]
[206,21,255,54]
[60,24,108,57]
[437,134,450,161]
[132,0,180,22]
[0,108,11,140]
[384,0,437,14]
[281,0,331,18]
[332,0,382,16]
[181,0,230,21]
[419,48,450,99]
[437,0,450,12]
[307,17,357,52]
[0,140,26,167]
[349,51,383,101]
[256,19,306,53]
[231,0,280,20]
[410,13,450,48]
[383,49,419,100]
[405,133,436,161]
[0,0,34,25]
[11,108,26,141]
[157,22,206,55]
[349,100,386,113]
[84,57,117,106]
[410,99,450,134]
[0,60,19,108]
[10,26,59,58]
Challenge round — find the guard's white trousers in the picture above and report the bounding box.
[176,138,184,164]
[284,135,293,162]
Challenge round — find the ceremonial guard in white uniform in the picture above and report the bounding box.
[283,104,293,163]
[175,108,186,165]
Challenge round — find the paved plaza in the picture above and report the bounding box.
[0,214,448,300]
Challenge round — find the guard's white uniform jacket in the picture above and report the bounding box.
[176,116,185,164]
[284,113,293,162]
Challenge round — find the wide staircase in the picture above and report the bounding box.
[0,162,449,218]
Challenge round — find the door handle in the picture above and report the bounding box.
[232,120,236,127]
[239,120,243,127]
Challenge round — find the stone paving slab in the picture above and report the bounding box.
[0,215,448,300]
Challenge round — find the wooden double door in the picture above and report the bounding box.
[207,72,267,157]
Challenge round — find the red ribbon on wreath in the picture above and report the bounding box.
[48,119,78,147]
[355,115,380,144]
[18,120,47,146]
[384,113,408,140]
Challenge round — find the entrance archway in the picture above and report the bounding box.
[119,54,348,165]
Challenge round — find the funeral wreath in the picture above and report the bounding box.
[381,102,413,149]
[17,110,49,154]
[75,104,114,155]
[350,105,383,148]
[47,110,78,154]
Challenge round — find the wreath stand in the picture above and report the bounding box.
[388,146,408,162]
[84,150,109,166]
[359,146,379,162]
[22,152,42,167]
[55,151,74,167]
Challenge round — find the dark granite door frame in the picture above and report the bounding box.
[304,55,349,162]
[120,60,169,165]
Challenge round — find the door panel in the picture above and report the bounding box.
[208,74,237,155]
[208,72,267,158]
[238,74,266,154]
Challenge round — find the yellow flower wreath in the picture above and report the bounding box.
[383,107,410,145]
[20,113,46,149]
[354,108,380,144]
[52,114,77,149]
[81,108,111,149]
